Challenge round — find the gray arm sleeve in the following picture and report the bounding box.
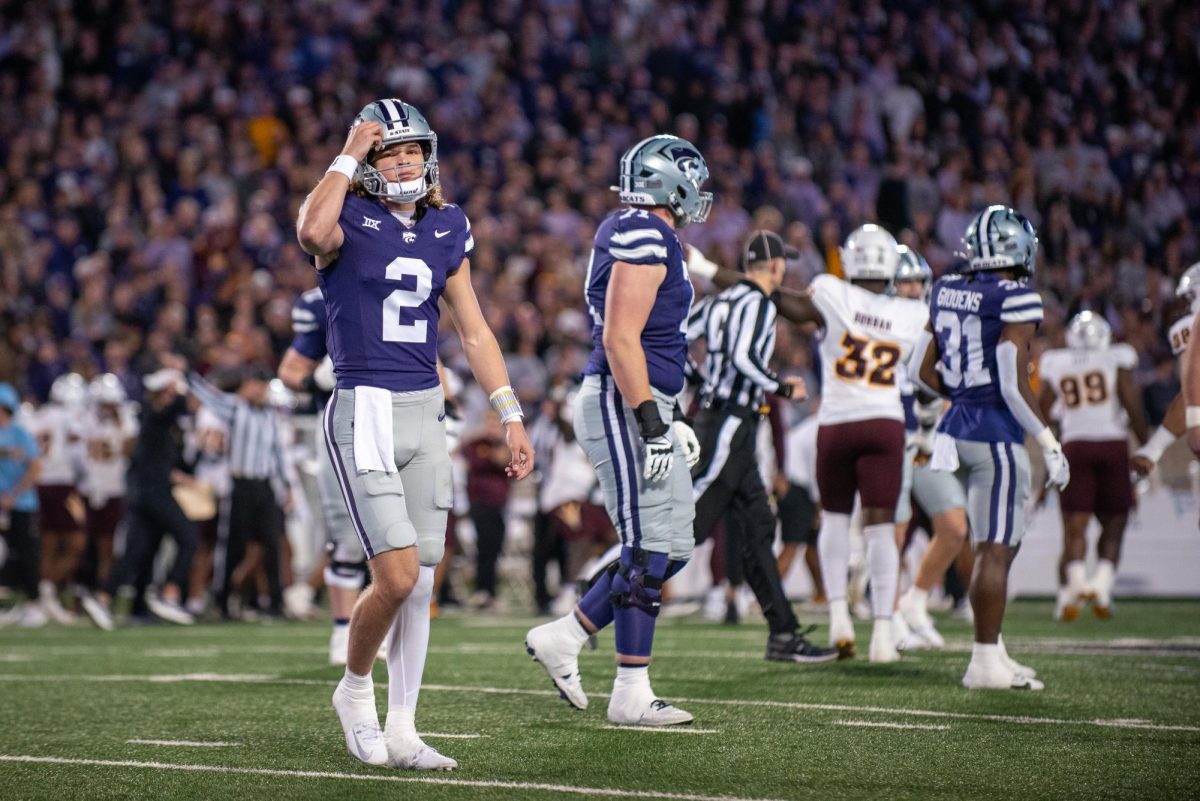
[996,339,1046,437]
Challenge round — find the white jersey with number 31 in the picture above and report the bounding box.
[809,274,928,426]
[1038,344,1136,443]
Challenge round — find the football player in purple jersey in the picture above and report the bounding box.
[297,98,534,770]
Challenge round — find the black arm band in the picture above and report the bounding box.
[776,381,794,399]
[634,400,669,440]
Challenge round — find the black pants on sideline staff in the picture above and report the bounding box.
[0,511,39,598]
[691,407,799,636]
[471,504,506,599]
[106,490,197,597]
[217,477,284,616]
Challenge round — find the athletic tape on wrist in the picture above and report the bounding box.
[1187,406,1200,429]
[326,155,358,180]
[1138,426,1178,463]
[488,385,523,424]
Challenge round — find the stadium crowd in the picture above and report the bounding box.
[0,0,1197,621]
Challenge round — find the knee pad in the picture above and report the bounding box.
[610,547,669,617]
[324,559,366,590]
[417,532,445,567]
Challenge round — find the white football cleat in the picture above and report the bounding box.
[39,581,75,625]
[525,620,588,710]
[829,602,857,660]
[607,694,694,726]
[146,593,195,625]
[997,637,1037,679]
[898,589,944,648]
[79,593,114,632]
[1054,586,1082,622]
[284,583,315,620]
[385,709,457,770]
[331,680,389,767]
[329,626,349,667]
[962,662,1044,690]
[19,602,49,629]
[868,618,900,663]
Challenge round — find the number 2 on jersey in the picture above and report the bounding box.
[835,332,901,387]
[382,257,432,343]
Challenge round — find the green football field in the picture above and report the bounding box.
[1,600,1198,801]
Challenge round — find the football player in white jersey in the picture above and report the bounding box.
[1038,312,1148,619]
[1133,264,1200,475]
[76,375,137,630]
[27,374,88,624]
[1183,271,1200,457]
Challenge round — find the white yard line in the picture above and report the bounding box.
[833,720,950,731]
[599,726,719,735]
[126,739,240,748]
[418,733,486,739]
[2,673,1197,733]
[0,755,786,801]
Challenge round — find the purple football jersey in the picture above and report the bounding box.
[930,272,1043,443]
[582,209,693,395]
[318,193,474,392]
[290,286,328,361]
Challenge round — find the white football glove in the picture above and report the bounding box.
[642,434,674,482]
[672,419,701,470]
[1042,444,1070,492]
[685,244,719,280]
[313,356,336,392]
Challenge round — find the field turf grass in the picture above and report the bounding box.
[1,600,1198,800]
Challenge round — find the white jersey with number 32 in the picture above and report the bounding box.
[809,274,928,425]
[1038,344,1136,443]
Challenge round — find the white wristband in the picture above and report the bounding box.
[1034,426,1060,453]
[1187,406,1200,429]
[488,385,524,424]
[1137,426,1178,463]
[326,155,359,181]
[685,245,719,280]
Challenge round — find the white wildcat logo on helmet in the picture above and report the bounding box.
[1065,311,1111,351]
[840,224,900,282]
[1176,262,1200,315]
[353,98,438,204]
[960,205,1038,276]
[613,135,712,226]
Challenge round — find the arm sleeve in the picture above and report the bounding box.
[186,372,239,422]
[996,339,1048,438]
[730,294,783,394]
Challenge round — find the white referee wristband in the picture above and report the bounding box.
[1187,406,1200,429]
[1137,425,1178,463]
[326,155,359,181]
[1034,426,1060,453]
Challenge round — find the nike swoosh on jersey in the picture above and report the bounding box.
[434,230,451,238]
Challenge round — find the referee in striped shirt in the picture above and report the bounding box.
[185,363,292,619]
[689,230,836,663]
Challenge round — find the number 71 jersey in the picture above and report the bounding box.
[809,274,928,425]
[930,272,1042,443]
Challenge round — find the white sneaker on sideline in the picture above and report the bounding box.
[525,619,588,710]
[79,593,114,632]
[19,603,49,628]
[146,593,195,625]
[331,680,388,767]
[869,618,900,663]
[607,691,693,726]
[899,589,944,648]
[962,661,1044,690]
[284,583,315,620]
[39,581,75,625]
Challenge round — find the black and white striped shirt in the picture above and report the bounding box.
[688,281,783,410]
[188,373,287,482]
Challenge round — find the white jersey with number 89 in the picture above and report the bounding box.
[1038,344,1136,444]
[809,274,928,426]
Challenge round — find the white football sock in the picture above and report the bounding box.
[341,666,374,696]
[613,665,652,696]
[1092,559,1115,594]
[1065,560,1087,595]
[817,511,851,602]
[863,523,898,619]
[971,642,1003,670]
[556,612,591,648]
[387,565,434,711]
[386,704,418,741]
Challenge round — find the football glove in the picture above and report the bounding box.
[672,420,701,470]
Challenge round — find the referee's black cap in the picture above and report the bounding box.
[742,230,798,269]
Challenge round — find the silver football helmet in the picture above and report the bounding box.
[1176,262,1200,315]
[960,205,1038,276]
[353,98,438,204]
[893,245,933,298]
[50,373,87,407]
[1065,311,1112,351]
[88,373,127,406]
[614,135,712,226]
[841,224,900,282]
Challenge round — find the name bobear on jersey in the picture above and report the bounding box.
[318,194,473,392]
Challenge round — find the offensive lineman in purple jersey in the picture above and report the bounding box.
[297,98,534,770]
[525,135,711,726]
[912,205,1070,690]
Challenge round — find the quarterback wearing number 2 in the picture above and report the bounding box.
[297,98,533,772]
